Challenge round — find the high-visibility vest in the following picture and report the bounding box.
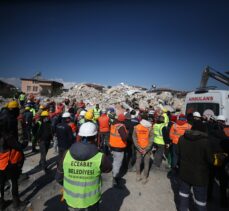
[0,149,23,170]
[163,113,169,126]
[153,123,165,145]
[170,123,192,144]
[109,124,127,148]
[93,108,101,121]
[19,94,25,101]
[135,124,150,149]
[30,108,36,117]
[63,150,103,209]
[68,122,77,133]
[224,127,229,137]
[98,115,110,133]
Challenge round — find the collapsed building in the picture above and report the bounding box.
[60,83,186,113]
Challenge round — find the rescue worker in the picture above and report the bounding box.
[162,108,169,126]
[93,104,101,122]
[0,101,26,209]
[109,113,128,188]
[51,110,62,154]
[126,110,140,171]
[177,118,212,211]
[63,122,112,211]
[98,109,110,154]
[23,105,33,149]
[207,115,229,207]
[56,112,74,175]
[77,110,86,128]
[37,111,53,173]
[133,114,154,184]
[169,114,191,170]
[18,92,26,108]
[153,116,169,168]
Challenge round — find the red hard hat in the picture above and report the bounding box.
[117,113,126,122]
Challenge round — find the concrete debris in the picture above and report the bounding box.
[0,82,185,113]
[61,83,185,112]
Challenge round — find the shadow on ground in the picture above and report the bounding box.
[43,195,68,211]
[100,184,130,211]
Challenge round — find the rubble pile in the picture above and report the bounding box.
[61,83,185,112]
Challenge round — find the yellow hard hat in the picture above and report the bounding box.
[85,111,94,120]
[8,101,19,109]
[41,111,49,117]
[88,109,93,113]
[162,108,168,113]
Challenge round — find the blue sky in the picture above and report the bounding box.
[0,0,229,90]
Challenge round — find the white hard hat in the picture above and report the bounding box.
[62,112,71,118]
[216,115,226,121]
[193,111,201,118]
[78,122,98,137]
[101,108,106,114]
[80,110,86,116]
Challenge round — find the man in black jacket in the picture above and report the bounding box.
[177,119,212,211]
[56,112,74,175]
[37,111,53,173]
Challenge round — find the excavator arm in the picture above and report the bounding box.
[199,66,229,88]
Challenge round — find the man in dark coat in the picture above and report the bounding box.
[177,119,213,211]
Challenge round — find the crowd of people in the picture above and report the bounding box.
[0,92,228,211]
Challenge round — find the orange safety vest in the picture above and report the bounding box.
[68,122,77,133]
[109,124,127,148]
[98,115,110,133]
[224,127,229,137]
[135,124,150,149]
[0,149,23,170]
[170,123,192,144]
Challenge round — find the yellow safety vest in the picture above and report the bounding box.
[63,150,103,209]
[153,123,165,145]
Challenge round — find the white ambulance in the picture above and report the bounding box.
[183,89,229,125]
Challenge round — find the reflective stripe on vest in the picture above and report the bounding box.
[109,124,127,148]
[63,151,103,209]
[0,149,23,170]
[153,123,165,145]
[171,123,191,144]
[135,124,150,148]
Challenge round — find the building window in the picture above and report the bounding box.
[27,86,31,92]
[33,86,38,92]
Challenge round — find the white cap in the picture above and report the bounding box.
[193,111,201,118]
[78,122,98,137]
[80,110,86,116]
[216,115,226,121]
[62,112,71,118]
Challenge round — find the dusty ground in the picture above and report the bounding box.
[2,144,228,211]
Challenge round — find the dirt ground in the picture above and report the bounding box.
[2,144,228,211]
